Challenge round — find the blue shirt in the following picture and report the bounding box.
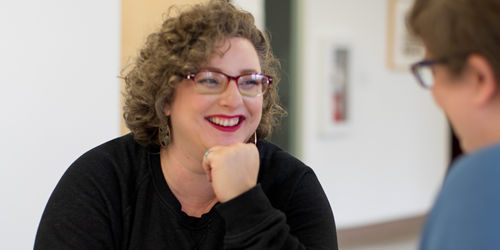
[420,143,500,250]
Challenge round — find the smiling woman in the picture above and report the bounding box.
[34,1,338,249]
[164,37,266,152]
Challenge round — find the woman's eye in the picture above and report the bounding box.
[242,80,258,85]
[198,78,219,85]
[239,80,260,90]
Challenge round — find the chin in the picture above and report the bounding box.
[213,135,249,146]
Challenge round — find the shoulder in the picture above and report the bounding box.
[256,140,318,198]
[257,139,312,179]
[36,134,156,249]
[257,139,308,168]
[62,133,154,194]
[437,142,500,211]
[79,133,149,161]
[75,133,151,169]
[443,142,500,194]
[421,143,500,249]
[451,142,500,171]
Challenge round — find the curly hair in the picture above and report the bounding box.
[123,1,286,147]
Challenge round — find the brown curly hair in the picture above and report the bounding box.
[123,1,286,147]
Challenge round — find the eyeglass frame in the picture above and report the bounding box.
[185,70,273,97]
[410,59,447,89]
[411,54,472,89]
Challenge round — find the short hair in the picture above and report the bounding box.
[123,1,285,147]
[408,0,500,78]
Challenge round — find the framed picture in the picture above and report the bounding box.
[386,0,425,71]
[318,39,352,136]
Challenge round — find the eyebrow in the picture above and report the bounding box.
[202,67,260,75]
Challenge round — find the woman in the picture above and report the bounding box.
[34,2,337,249]
[409,0,500,249]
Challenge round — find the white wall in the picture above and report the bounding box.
[294,0,449,229]
[0,1,120,248]
[230,0,265,31]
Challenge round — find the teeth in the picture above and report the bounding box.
[209,117,240,127]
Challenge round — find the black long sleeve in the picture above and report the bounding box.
[218,181,336,250]
[34,134,338,249]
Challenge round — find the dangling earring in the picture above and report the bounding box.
[159,125,170,147]
[253,131,257,145]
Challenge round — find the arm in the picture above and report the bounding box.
[216,172,337,250]
[34,152,121,250]
[203,142,337,249]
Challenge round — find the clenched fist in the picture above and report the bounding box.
[202,142,260,203]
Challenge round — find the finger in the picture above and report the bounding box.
[202,150,212,182]
[202,161,212,182]
[206,169,212,182]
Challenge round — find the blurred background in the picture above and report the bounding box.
[0,0,454,249]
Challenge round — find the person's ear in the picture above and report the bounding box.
[466,54,498,106]
[164,104,171,116]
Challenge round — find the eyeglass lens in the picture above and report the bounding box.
[416,66,434,88]
[193,71,268,96]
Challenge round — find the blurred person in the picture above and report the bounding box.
[409,0,500,249]
[33,1,338,249]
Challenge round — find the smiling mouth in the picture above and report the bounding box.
[207,116,243,127]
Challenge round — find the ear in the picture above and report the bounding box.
[164,104,171,116]
[466,54,498,106]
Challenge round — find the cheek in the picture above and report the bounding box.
[430,86,444,108]
[246,98,263,119]
[430,75,449,110]
[170,90,208,123]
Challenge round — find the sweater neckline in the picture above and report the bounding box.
[150,153,219,229]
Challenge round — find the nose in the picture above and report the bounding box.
[218,79,244,109]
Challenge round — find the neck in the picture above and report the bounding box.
[462,100,500,153]
[160,144,218,218]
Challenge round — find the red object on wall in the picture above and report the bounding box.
[333,93,345,122]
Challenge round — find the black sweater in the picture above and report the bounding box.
[34,134,338,249]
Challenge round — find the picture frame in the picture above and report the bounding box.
[386,0,425,71]
[318,39,353,136]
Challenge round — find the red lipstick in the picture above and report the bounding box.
[205,115,245,132]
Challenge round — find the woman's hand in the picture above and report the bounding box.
[202,142,260,203]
